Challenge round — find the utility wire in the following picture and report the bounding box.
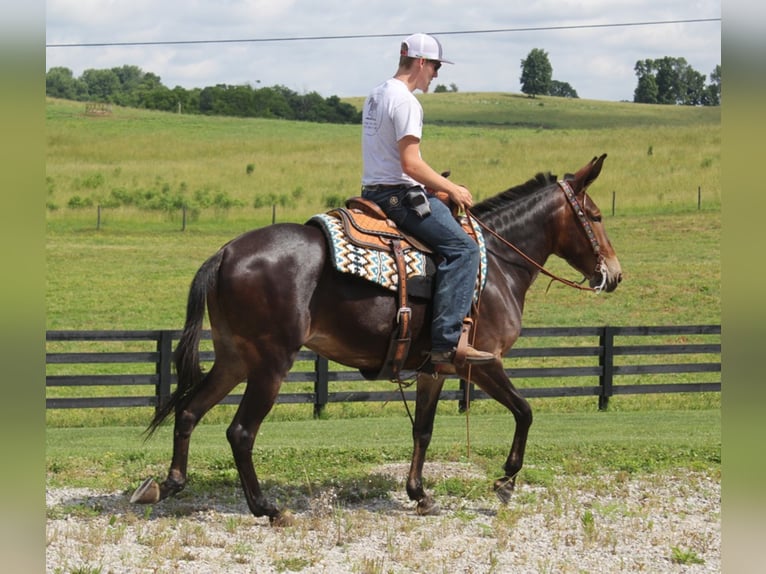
[46,18,720,48]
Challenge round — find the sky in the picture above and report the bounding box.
[45,0,721,103]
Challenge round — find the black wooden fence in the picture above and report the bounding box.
[46,325,721,414]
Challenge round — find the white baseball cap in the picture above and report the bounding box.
[401,33,454,64]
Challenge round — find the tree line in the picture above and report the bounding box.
[47,53,720,125]
[45,65,361,123]
[519,49,720,106]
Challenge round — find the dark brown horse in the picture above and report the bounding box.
[132,154,622,524]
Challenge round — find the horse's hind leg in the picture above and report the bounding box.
[406,371,447,516]
[132,361,244,504]
[161,361,244,499]
[226,361,293,526]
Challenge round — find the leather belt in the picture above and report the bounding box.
[362,184,411,193]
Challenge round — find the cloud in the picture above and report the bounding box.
[45,0,721,102]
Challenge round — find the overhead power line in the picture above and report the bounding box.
[46,18,720,48]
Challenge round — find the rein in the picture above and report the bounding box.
[466,180,607,293]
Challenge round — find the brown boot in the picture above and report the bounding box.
[431,347,495,365]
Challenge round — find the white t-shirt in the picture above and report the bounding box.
[361,78,422,187]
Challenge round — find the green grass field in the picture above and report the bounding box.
[47,410,720,494]
[46,94,720,494]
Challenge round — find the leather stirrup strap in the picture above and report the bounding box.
[453,317,474,368]
[380,238,412,380]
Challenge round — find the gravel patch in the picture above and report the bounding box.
[46,463,719,573]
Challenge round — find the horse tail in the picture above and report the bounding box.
[145,249,223,437]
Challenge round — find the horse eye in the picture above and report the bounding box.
[590,213,602,223]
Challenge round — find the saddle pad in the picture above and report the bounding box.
[311,213,429,291]
[309,212,488,302]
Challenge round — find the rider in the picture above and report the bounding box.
[361,33,495,366]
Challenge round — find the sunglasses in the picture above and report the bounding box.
[427,60,442,72]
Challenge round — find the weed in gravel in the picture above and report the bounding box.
[274,555,313,572]
[354,556,386,574]
[66,566,103,574]
[228,541,254,564]
[670,545,705,565]
[224,514,245,533]
[494,504,525,531]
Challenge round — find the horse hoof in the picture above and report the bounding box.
[130,478,161,504]
[493,476,516,505]
[416,497,441,516]
[270,510,295,528]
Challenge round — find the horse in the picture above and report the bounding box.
[131,154,622,525]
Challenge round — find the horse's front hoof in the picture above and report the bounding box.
[493,475,516,505]
[130,478,161,504]
[415,496,441,516]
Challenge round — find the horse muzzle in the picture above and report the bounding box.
[590,257,622,293]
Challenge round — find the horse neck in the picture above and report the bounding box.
[477,188,559,283]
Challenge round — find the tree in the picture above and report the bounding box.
[704,65,721,106]
[81,68,121,102]
[548,80,578,98]
[633,73,658,104]
[520,48,552,98]
[46,66,87,100]
[433,83,459,93]
[633,57,720,106]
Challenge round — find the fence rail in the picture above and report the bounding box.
[46,325,721,414]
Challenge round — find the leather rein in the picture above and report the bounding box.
[467,179,607,293]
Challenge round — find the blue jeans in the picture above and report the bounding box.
[363,187,480,352]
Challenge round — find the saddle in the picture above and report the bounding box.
[333,196,479,253]
[316,196,482,381]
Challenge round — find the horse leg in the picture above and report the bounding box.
[226,362,294,526]
[131,361,244,504]
[406,371,447,516]
[470,363,533,504]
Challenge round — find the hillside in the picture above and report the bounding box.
[46,94,720,227]
[343,91,720,130]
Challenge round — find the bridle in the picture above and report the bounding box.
[467,179,608,293]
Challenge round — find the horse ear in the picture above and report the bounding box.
[573,153,607,193]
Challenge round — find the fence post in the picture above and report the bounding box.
[598,326,615,411]
[156,330,173,413]
[314,354,329,418]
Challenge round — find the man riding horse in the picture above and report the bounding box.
[361,33,495,366]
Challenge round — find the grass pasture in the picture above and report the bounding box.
[46,92,720,422]
[46,94,720,571]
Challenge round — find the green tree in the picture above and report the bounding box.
[633,57,719,106]
[80,68,121,102]
[704,65,721,106]
[46,66,87,100]
[633,73,659,104]
[548,80,578,98]
[520,48,552,98]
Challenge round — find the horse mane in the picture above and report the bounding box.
[470,171,558,218]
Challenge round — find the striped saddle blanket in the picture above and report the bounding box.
[308,199,487,301]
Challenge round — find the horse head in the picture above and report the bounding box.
[554,154,622,292]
